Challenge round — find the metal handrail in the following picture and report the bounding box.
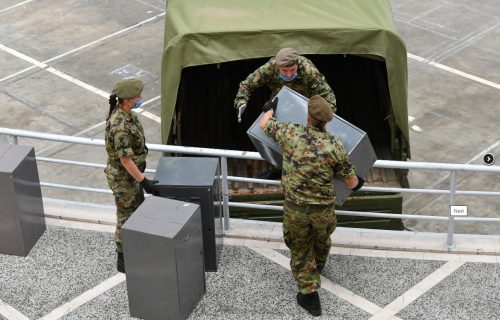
[33,156,500,196]
[2,127,500,248]
[2,127,500,171]
[34,157,500,197]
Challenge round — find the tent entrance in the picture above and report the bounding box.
[171,54,403,186]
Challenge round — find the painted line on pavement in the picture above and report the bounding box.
[428,21,500,62]
[248,247,404,318]
[368,261,464,320]
[408,53,500,90]
[36,95,161,155]
[45,66,109,97]
[48,65,160,123]
[0,10,163,125]
[394,16,457,41]
[0,43,161,124]
[75,95,161,135]
[466,139,500,164]
[38,273,126,320]
[44,12,165,65]
[0,43,46,69]
[0,12,165,84]
[403,138,500,208]
[0,298,30,320]
[0,0,34,14]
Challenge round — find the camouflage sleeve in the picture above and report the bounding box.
[303,59,337,113]
[262,117,289,145]
[234,60,274,109]
[262,116,279,139]
[113,129,134,159]
[331,137,356,180]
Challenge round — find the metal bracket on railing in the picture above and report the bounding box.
[445,170,457,248]
[220,156,231,231]
[0,134,16,145]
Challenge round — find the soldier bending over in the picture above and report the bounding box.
[235,47,337,180]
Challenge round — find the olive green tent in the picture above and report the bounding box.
[161,0,410,160]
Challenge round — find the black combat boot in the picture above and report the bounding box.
[316,262,325,275]
[117,251,125,273]
[297,291,321,317]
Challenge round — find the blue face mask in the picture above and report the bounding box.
[132,98,143,109]
[279,72,298,82]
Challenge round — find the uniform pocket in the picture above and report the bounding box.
[105,165,132,186]
[326,212,337,236]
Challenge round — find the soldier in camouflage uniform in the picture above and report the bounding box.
[260,95,363,317]
[104,78,160,273]
[235,47,337,180]
[234,47,336,122]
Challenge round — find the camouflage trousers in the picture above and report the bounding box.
[283,201,337,294]
[106,170,144,253]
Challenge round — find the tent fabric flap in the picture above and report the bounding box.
[161,0,409,156]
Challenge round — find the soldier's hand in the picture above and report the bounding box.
[352,176,365,191]
[262,97,279,113]
[237,104,247,123]
[140,177,160,196]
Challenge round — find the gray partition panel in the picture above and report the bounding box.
[154,157,222,272]
[0,143,45,256]
[122,197,205,320]
[247,87,377,205]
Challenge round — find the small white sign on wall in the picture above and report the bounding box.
[450,205,468,216]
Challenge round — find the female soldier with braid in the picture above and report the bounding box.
[104,78,159,273]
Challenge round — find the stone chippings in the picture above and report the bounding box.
[62,282,138,320]
[188,246,371,320]
[397,262,500,320]
[279,249,445,306]
[0,225,116,319]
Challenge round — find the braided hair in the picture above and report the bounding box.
[107,93,123,121]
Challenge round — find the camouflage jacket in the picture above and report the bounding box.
[234,56,336,112]
[263,117,355,205]
[104,107,148,177]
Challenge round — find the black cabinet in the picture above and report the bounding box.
[155,157,223,271]
[0,143,45,256]
[123,197,205,320]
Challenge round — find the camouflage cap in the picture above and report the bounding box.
[276,48,299,67]
[308,95,333,123]
[112,78,143,99]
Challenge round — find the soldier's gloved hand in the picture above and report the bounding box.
[237,104,247,123]
[262,97,279,113]
[140,177,160,196]
[352,176,365,191]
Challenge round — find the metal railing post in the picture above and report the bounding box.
[5,134,18,145]
[445,170,457,248]
[220,156,231,231]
